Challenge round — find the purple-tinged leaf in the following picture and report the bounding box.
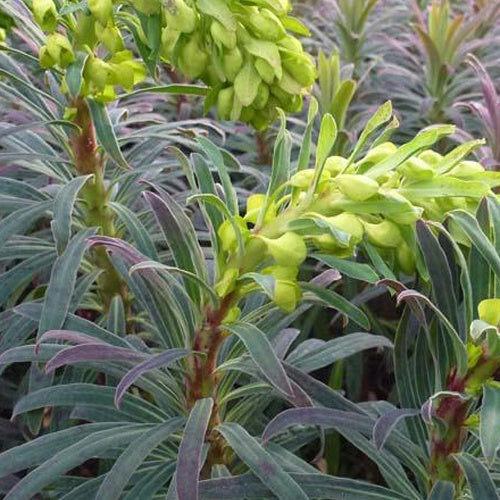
[199,472,408,499]
[143,190,207,294]
[397,289,467,375]
[130,261,219,307]
[284,364,364,414]
[176,398,213,500]
[44,344,146,374]
[286,380,313,408]
[35,330,107,354]
[289,332,392,373]
[313,255,378,284]
[377,278,408,295]
[373,408,420,450]
[115,348,193,408]
[262,408,373,443]
[217,422,308,500]
[224,322,294,398]
[88,235,148,264]
[309,268,342,286]
[271,328,301,360]
[97,417,184,500]
[421,391,471,424]
[416,220,461,337]
[38,227,97,337]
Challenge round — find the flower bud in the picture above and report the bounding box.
[217,86,235,120]
[178,34,208,79]
[214,268,239,297]
[97,25,124,53]
[161,28,181,57]
[363,219,402,248]
[88,0,113,25]
[134,0,161,15]
[327,213,364,244]
[361,142,397,165]
[211,21,237,49]
[384,191,422,224]
[217,216,249,253]
[108,51,147,91]
[274,280,301,313]
[396,242,416,275]
[282,53,316,87]
[222,47,244,82]
[448,160,484,177]
[166,0,197,33]
[244,193,276,224]
[335,174,379,201]
[478,299,500,327]
[222,306,241,325]
[418,150,442,166]
[277,35,303,53]
[259,232,307,267]
[84,56,113,90]
[262,265,298,280]
[32,0,58,32]
[250,82,270,110]
[290,168,330,191]
[74,13,98,49]
[324,156,351,176]
[247,8,286,41]
[255,58,276,85]
[398,157,435,180]
[40,33,75,69]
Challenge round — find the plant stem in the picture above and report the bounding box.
[70,97,131,318]
[186,295,235,472]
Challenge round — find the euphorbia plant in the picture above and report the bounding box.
[0,99,498,498]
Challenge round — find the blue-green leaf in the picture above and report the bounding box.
[51,175,92,254]
[217,422,308,500]
[176,398,213,500]
[223,322,294,398]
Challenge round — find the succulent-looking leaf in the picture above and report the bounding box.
[51,174,92,254]
[217,422,308,500]
[38,227,97,337]
[480,384,500,466]
[97,418,184,500]
[176,398,213,500]
[115,349,193,408]
[87,98,129,169]
[373,408,420,450]
[262,407,374,442]
[223,322,294,398]
[427,480,455,500]
[44,343,146,374]
[453,453,499,500]
[198,472,408,499]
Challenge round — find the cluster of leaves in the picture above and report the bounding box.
[0,0,499,499]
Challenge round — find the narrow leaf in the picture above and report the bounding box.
[176,398,213,500]
[87,99,129,169]
[217,422,308,500]
[115,349,193,408]
[224,322,294,397]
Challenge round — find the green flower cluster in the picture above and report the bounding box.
[159,0,315,129]
[214,117,499,315]
[32,0,147,101]
[30,0,315,124]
